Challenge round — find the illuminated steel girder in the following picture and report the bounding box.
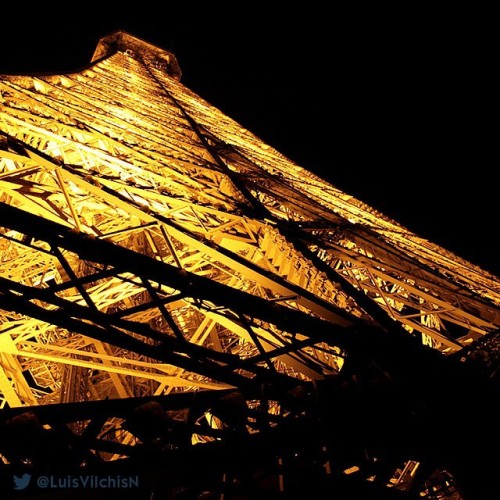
[1,31,499,499]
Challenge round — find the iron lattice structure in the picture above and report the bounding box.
[0,31,498,499]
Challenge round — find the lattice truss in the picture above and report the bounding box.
[0,31,499,418]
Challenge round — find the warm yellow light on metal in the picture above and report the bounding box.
[0,31,498,430]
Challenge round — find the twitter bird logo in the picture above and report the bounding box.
[13,473,31,490]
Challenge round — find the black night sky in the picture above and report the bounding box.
[1,6,497,276]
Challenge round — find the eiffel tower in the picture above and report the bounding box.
[0,31,498,499]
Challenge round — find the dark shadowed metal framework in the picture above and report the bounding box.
[0,31,498,499]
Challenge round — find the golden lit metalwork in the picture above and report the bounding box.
[0,31,498,498]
